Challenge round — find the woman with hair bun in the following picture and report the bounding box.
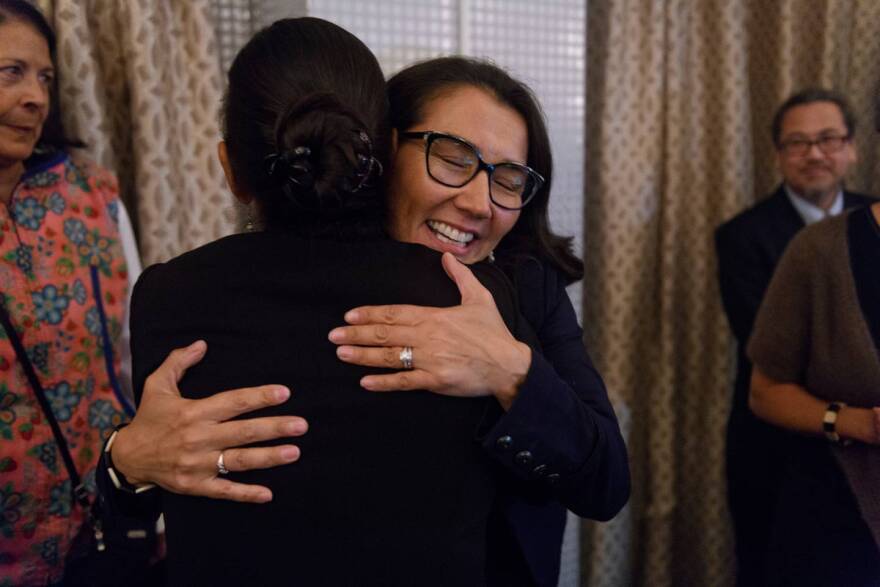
[125,17,527,586]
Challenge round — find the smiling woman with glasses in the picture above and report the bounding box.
[332,57,630,586]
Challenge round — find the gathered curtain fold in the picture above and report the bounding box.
[584,1,880,585]
[35,0,232,265]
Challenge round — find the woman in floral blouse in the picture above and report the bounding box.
[0,1,141,584]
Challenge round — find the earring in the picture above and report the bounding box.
[487,251,495,263]
[244,216,255,232]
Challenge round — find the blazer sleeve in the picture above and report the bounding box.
[479,259,630,520]
[715,220,772,346]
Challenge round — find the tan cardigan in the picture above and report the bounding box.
[748,211,880,547]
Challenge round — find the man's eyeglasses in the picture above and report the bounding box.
[400,131,544,210]
[778,134,851,157]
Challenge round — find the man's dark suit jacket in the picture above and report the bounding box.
[714,185,878,585]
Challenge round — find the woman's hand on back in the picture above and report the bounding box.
[112,341,308,503]
[329,253,531,410]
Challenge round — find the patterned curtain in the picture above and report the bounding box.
[34,0,232,265]
[584,1,880,585]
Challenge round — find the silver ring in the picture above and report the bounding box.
[399,346,413,370]
[217,451,229,475]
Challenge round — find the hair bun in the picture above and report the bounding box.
[265,146,315,189]
[269,93,383,212]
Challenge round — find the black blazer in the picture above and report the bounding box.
[484,258,630,587]
[130,232,526,587]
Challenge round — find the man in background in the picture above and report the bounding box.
[715,88,877,586]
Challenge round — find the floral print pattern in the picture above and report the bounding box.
[71,279,86,305]
[36,536,59,567]
[45,382,79,422]
[4,244,34,277]
[1,155,130,584]
[77,230,114,276]
[88,399,124,436]
[11,197,47,231]
[84,306,101,337]
[46,193,65,215]
[27,441,58,474]
[47,481,72,517]
[25,170,60,188]
[0,385,16,440]
[31,285,70,326]
[26,343,49,376]
[0,482,23,538]
[63,218,87,245]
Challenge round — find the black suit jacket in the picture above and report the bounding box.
[130,232,527,587]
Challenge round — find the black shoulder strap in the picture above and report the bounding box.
[0,298,90,509]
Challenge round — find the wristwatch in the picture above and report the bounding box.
[822,402,851,445]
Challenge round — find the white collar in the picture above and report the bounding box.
[784,185,844,225]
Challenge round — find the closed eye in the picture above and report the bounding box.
[435,154,474,169]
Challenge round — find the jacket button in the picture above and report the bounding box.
[546,473,560,486]
[532,464,549,477]
[514,450,533,467]
[495,435,513,451]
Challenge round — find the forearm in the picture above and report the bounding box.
[749,367,877,443]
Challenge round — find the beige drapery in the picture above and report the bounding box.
[34,0,232,265]
[584,1,880,585]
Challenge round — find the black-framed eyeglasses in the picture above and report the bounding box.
[400,131,544,210]
[778,134,851,157]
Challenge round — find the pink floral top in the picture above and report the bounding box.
[0,152,131,586]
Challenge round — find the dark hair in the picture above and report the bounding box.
[0,0,80,158]
[223,18,389,236]
[386,57,583,282]
[771,88,857,146]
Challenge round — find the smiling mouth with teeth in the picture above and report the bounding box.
[427,220,475,246]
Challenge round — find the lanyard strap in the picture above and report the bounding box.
[0,297,91,509]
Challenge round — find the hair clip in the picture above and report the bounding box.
[265,146,314,188]
[351,154,383,193]
[350,131,383,193]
